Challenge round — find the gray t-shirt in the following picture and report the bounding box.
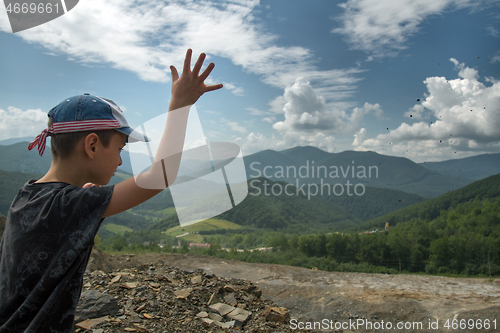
[0,180,114,333]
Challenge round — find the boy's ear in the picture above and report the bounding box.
[84,133,100,159]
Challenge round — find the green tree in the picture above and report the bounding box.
[428,237,450,274]
[387,229,411,272]
[299,235,317,256]
[111,235,127,252]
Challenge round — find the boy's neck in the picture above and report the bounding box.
[36,157,89,187]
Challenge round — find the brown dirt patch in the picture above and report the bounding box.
[89,251,500,332]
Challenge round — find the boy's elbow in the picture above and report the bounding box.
[133,165,179,190]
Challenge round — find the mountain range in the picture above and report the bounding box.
[148,177,428,234]
[242,146,492,198]
[1,141,498,237]
[418,153,500,180]
[2,142,498,198]
[351,172,500,232]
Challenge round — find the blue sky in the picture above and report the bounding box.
[0,0,499,162]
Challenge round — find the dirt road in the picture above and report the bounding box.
[91,251,500,332]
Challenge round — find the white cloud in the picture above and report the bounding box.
[238,77,382,154]
[0,5,10,32]
[268,96,286,114]
[204,110,222,115]
[0,107,47,140]
[491,51,500,64]
[245,107,276,123]
[450,57,478,80]
[273,77,383,135]
[353,128,368,146]
[246,107,268,116]
[0,0,362,102]
[404,104,428,120]
[333,0,475,58]
[487,26,500,38]
[222,81,245,96]
[353,59,500,161]
[273,78,333,133]
[221,118,247,134]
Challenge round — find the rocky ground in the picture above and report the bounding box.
[77,257,294,332]
[79,250,500,333]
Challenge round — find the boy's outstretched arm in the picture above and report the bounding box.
[103,49,223,217]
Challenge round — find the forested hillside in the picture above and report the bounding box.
[353,173,500,232]
[0,142,52,174]
[186,196,500,276]
[148,178,357,233]
[99,174,500,277]
[320,186,426,222]
[145,177,427,235]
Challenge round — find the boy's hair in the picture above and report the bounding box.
[48,117,117,159]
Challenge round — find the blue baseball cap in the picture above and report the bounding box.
[29,94,148,156]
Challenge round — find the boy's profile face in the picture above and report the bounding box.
[91,131,127,185]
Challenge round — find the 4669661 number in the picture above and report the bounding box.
[444,318,497,330]
[5,2,60,14]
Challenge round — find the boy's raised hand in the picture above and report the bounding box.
[169,49,223,110]
[103,49,222,218]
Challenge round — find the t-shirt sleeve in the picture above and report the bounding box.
[54,185,114,249]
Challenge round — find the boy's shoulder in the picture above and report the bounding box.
[9,180,114,233]
[18,179,112,195]
[14,180,112,205]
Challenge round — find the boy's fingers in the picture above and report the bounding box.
[183,49,192,74]
[199,62,215,81]
[192,53,206,76]
[170,65,179,81]
[205,83,224,92]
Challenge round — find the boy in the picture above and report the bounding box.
[0,49,223,332]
